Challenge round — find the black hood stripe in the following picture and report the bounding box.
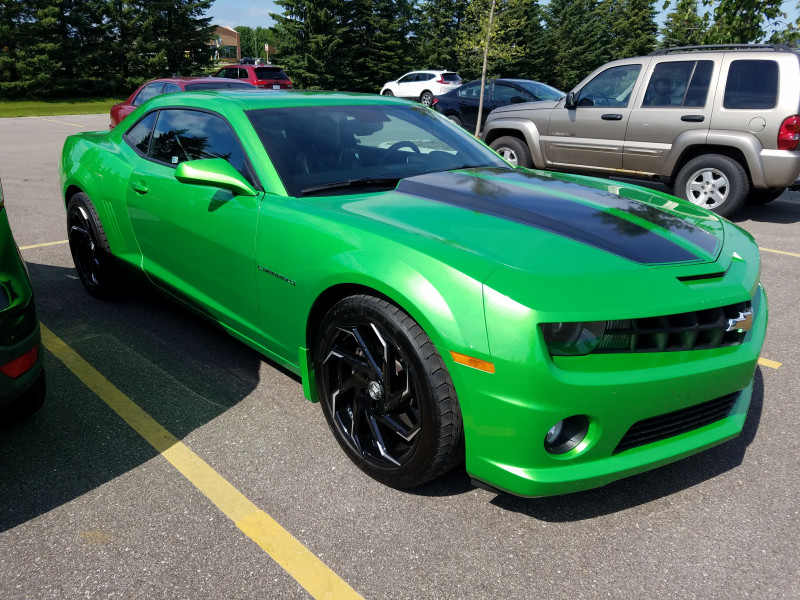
[489,169,719,256]
[396,171,701,264]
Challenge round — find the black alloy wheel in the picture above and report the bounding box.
[67,193,119,299]
[315,295,463,489]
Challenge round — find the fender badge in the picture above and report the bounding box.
[726,310,753,332]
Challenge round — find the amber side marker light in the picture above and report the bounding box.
[450,351,495,373]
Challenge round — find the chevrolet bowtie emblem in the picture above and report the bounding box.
[726,310,753,333]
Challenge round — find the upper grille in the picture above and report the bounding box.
[0,300,37,347]
[614,392,738,454]
[596,301,751,353]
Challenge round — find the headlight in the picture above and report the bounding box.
[540,321,606,356]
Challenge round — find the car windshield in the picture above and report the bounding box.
[185,81,254,91]
[247,104,508,196]
[255,67,288,80]
[517,81,564,101]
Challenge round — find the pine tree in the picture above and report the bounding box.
[610,0,657,57]
[704,0,785,43]
[415,0,466,70]
[660,0,709,48]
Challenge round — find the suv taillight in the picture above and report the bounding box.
[778,115,800,151]
[436,77,445,84]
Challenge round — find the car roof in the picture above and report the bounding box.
[146,89,409,112]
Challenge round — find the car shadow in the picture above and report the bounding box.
[0,261,272,533]
[412,369,764,518]
[729,195,800,225]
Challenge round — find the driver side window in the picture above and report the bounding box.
[577,64,641,108]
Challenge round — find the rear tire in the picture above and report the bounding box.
[749,187,785,205]
[674,154,748,217]
[314,294,463,489]
[66,192,122,299]
[382,90,394,96]
[490,135,532,168]
[419,90,434,107]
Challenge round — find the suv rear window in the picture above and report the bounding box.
[255,67,288,80]
[441,73,461,82]
[184,81,254,91]
[724,60,778,109]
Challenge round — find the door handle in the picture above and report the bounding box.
[131,181,149,194]
[601,113,623,120]
[681,114,705,122]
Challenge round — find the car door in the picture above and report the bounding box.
[544,62,647,171]
[625,59,717,174]
[453,81,483,131]
[124,108,262,336]
[395,73,418,98]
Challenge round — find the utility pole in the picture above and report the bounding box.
[474,0,496,137]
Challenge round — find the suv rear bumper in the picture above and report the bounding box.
[758,149,800,188]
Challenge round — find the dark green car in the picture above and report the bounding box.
[0,180,44,421]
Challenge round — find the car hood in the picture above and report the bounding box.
[489,100,559,115]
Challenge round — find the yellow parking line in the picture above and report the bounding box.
[40,324,363,600]
[758,357,782,369]
[759,247,800,259]
[19,239,68,251]
[39,117,86,128]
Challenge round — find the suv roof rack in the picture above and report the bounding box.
[649,44,793,55]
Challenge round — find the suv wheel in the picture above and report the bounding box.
[490,136,532,168]
[675,154,749,217]
[419,91,434,107]
[382,90,394,96]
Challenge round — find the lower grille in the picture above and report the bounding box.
[614,392,738,454]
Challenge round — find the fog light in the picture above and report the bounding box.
[544,415,589,455]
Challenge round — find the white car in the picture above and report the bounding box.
[380,71,462,107]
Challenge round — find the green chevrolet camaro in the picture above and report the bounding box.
[60,90,766,497]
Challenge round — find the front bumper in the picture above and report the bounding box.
[454,285,767,497]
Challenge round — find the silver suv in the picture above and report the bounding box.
[483,44,800,216]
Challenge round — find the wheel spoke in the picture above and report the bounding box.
[378,414,421,443]
[367,416,400,466]
[323,347,372,379]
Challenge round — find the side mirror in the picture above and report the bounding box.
[564,91,578,110]
[174,158,257,197]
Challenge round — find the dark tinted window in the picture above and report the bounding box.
[148,109,249,178]
[421,73,436,81]
[397,73,416,83]
[247,105,506,196]
[442,72,461,82]
[724,60,778,109]
[493,83,530,103]
[457,81,485,99]
[133,82,164,106]
[517,81,563,101]
[184,81,254,91]
[124,111,158,154]
[643,60,713,107]
[238,68,249,79]
[684,61,713,107]
[213,69,227,78]
[255,67,289,80]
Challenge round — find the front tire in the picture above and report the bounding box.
[419,90,434,107]
[381,89,394,96]
[447,114,463,128]
[674,154,749,217]
[314,295,463,489]
[66,192,121,299]
[490,135,532,167]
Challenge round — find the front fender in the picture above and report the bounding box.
[483,118,546,168]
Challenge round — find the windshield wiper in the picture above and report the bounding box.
[299,177,401,196]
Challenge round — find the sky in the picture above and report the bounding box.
[208,1,799,32]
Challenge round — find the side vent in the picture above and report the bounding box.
[677,272,725,282]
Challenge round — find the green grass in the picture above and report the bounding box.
[0,98,124,118]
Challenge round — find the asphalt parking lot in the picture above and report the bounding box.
[1,113,798,599]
